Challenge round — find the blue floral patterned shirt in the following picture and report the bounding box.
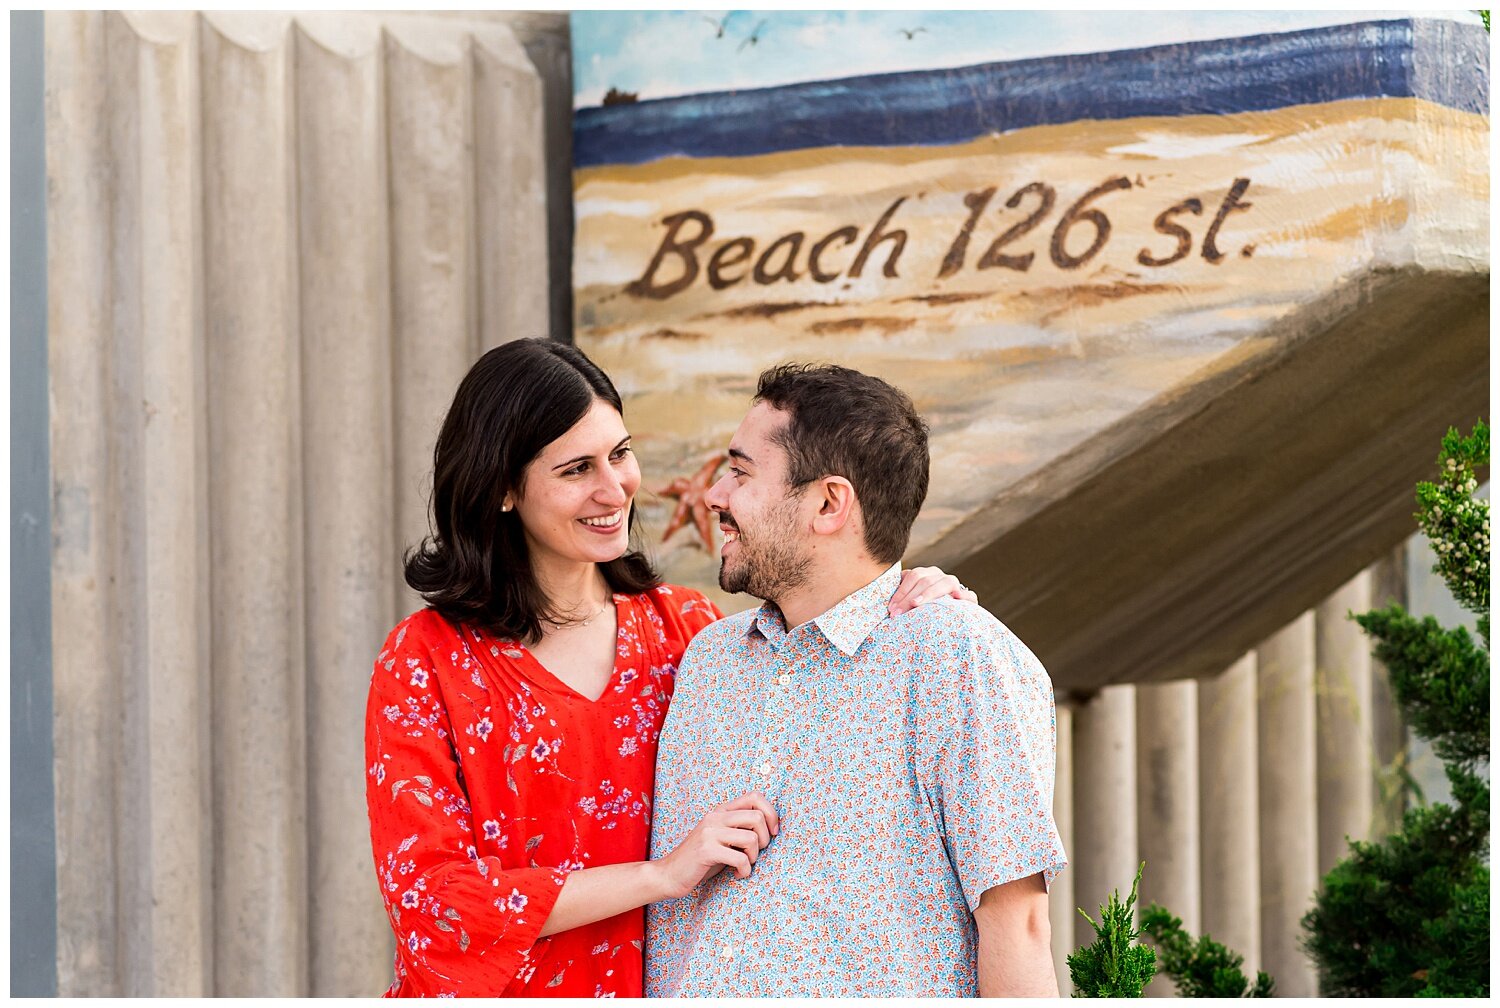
[645,563,1067,996]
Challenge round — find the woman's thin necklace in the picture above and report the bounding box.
[555,597,610,628]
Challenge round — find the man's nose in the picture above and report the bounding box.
[705,471,732,512]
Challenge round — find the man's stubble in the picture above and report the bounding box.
[717,493,813,602]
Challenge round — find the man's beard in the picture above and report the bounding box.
[718,497,812,601]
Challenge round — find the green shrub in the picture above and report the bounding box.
[1300,421,1489,997]
[1067,863,1157,997]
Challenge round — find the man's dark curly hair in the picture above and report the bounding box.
[754,362,929,564]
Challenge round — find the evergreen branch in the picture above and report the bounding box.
[1141,903,1274,997]
[1067,862,1156,997]
[1355,605,1489,774]
[1415,420,1488,615]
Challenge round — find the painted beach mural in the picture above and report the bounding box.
[571,11,1489,682]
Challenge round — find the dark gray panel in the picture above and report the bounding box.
[10,8,59,998]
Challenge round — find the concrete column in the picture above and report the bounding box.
[1136,679,1200,997]
[472,27,549,345]
[293,18,397,995]
[1256,614,1318,997]
[1049,699,1075,995]
[1367,550,1408,837]
[45,11,122,995]
[1315,572,1374,876]
[105,12,213,994]
[1071,685,1138,951]
[1198,654,1260,972]
[202,13,309,995]
[386,22,480,608]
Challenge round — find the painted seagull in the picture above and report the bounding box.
[738,19,767,52]
[702,13,734,39]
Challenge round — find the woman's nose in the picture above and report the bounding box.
[596,467,628,506]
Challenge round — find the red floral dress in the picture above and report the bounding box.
[364,584,722,997]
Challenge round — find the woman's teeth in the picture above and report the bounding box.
[581,511,622,527]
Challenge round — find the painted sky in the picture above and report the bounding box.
[572,9,1483,108]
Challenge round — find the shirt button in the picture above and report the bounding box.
[719,943,734,961]
[777,674,791,686]
[756,762,773,777]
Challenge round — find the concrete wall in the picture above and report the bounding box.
[42,11,554,995]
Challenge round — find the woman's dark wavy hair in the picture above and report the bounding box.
[404,338,659,642]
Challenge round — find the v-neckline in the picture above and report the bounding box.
[510,594,629,705]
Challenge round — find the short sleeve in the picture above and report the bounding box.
[650,584,724,654]
[365,614,569,996]
[922,616,1068,911]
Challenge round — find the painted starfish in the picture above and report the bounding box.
[657,451,728,550]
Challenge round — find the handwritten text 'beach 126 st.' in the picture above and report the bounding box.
[626,177,1255,300]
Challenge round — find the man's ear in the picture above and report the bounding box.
[810,475,857,536]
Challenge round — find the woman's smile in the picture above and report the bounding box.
[580,509,626,533]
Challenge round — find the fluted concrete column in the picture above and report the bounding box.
[47,11,122,995]
[202,13,308,995]
[1367,550,1408,837]
[1257,615,1318,997]
[1198,654,1260,972]
[293,17,397,995]
[1137,679,1200,997]
[1071,685,1138,949]
[387,23,481,608]
[473,28,549,345]
[1049,698,1075,995]
[1315,572,1374,875]
[105,11,214,995]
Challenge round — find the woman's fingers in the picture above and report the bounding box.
[723,821,767,858]
[719,790,780,835]
[719,809,771,848]
[888,566,929,612]
[715,826,762,862]
[889,567,974,614]
[723,849,753,879]
[688,793,784,885]
[699,829,757,879]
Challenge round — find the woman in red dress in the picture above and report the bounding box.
[365,339,970,996]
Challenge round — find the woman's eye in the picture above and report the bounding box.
[564,463,588,477]
[728,466,745,478]
[611,446,632,461]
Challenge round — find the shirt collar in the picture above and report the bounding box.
[748,563,902,656]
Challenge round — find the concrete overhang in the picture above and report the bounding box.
[932,267,1488,691]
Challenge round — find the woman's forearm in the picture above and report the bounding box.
[539,793,777,938]
[538,860,673,937]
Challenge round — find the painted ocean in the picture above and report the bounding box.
[575,18,1487,168]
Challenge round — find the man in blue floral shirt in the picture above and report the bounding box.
[646,363,1066,996]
